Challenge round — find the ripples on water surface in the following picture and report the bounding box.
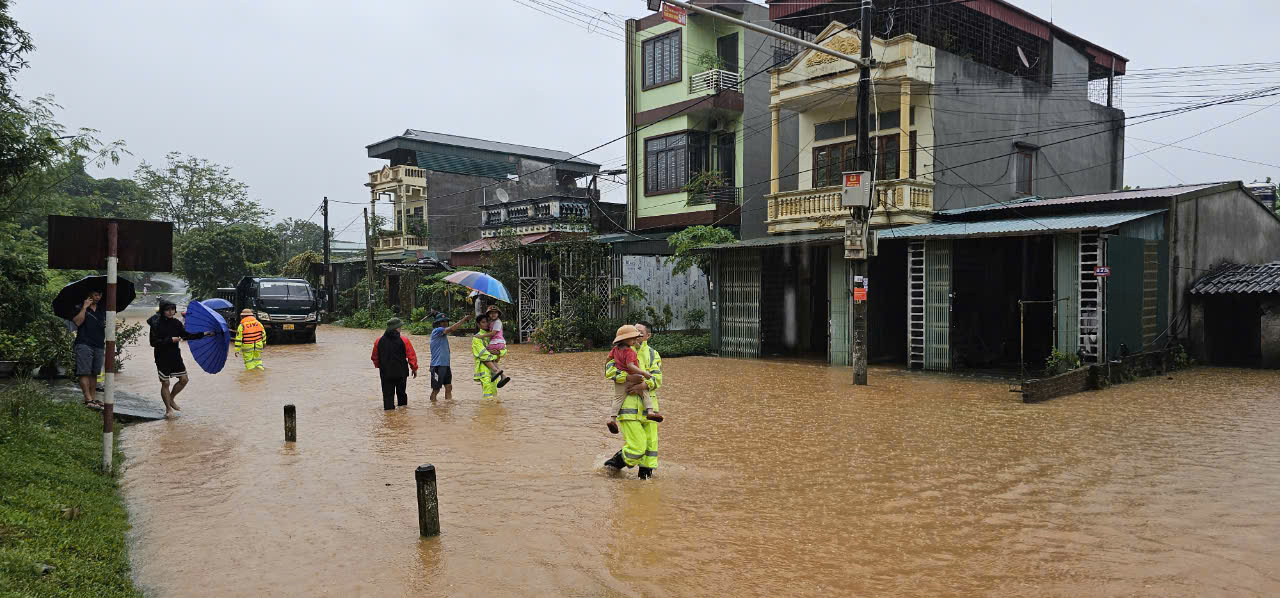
[115,324,1280,596]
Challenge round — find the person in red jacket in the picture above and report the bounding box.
[371,318,418,410]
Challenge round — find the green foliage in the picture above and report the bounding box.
[684,169,728,195]
[281,250,323,286]
[0,223,49,332]
[644,304,675,333]
[274,219,328,265]
[648,332,711,357]
[337,306,396,330]
[174,223,280,300]
[685,307,707,329]
[665,226,735,295]
[417,272,472,315]
[111,321,143,374]
[610,284,647,308]
[0,383,142,598]
[694,51,724,72]
[133,151,272,235]
[1171,344,1193,369]
[530,317,584,353]
[1044,348,1082,376]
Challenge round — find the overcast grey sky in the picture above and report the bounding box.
[13,0,1280,241]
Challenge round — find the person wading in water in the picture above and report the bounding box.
[147,301,213,417]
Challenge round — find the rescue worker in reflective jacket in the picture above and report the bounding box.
[233,309,266,371]
[603,320,663,479]
[471,314,507,399]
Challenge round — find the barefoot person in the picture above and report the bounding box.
[604,321,664,479]
[147,301,213,416]
[70,291,106,408]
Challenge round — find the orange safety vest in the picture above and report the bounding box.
[238,317,265,345]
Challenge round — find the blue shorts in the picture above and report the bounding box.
[74,344,105,377]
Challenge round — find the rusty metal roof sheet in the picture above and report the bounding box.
[1189,262,1280,295]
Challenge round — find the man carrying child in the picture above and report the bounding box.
[603,321,664,479]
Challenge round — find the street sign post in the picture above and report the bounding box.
[48,216,173,473]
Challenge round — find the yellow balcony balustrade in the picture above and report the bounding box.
[765,180,934,233]
[368,165,427,186]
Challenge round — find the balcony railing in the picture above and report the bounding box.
[376,235,427,249]
[765,180,934,233]
[687,185,741,206]
[690,69,741,94]
[368,165,427,186]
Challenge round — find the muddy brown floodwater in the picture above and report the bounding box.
[113,323,1280,597]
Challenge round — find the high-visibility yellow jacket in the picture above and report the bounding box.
[234,316,266,350]
[606,340,662,416]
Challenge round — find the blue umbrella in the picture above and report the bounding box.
[444,270,511,303]
[201,297,233,310]
[184,300,231,374]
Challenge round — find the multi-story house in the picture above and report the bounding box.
[623,1,798,239]
[705,0,1130,363]
[365,129,604,260]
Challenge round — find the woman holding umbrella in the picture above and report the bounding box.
[147,301,212,416]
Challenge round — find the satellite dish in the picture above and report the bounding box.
[1016,46,1031,69]
[495,188,510,203]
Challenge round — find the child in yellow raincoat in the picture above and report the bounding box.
[234,309,266,371]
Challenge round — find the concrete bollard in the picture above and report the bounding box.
[283,404,296,442]
[415,464,440,537]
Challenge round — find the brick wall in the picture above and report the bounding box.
[1021,348,1176,403]
[1021,367,1095,403]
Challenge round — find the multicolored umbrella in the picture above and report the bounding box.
[444,270,511,303]
[183,300,231,374]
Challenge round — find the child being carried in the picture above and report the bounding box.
[606,324,662,434]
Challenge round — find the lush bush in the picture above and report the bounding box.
[337,306,396,330]
[644,304,675,332]
[649,331,711,358]
[1044,348,1082,376]
[685,307,706,330]
[530,317,584,353]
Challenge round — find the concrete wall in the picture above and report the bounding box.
[932,38,1124,211]
[1263,297,1280,368]
[1171,187,1280,330]
[740,3,798,240]
[622,255,709,330]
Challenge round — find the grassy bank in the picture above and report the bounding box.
[0,383,141,598]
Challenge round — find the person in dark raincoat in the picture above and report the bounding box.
[147,301,212,417]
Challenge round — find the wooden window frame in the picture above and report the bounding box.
[1015,146,1036,195]
[641,30,682,91]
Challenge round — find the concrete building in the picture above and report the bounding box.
[364,130,605,260]
[703,0,1129,362]
[623,1,799,238]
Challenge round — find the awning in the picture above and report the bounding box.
[450,232,558,254]
[698,232,845,251]
[879,210,1166,240]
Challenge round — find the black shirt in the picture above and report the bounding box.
[376,330,410,379]
[74,304,106,349]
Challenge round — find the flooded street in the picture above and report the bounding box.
[114,324,1280,597]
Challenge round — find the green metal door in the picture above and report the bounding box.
[1105,236,1145,358]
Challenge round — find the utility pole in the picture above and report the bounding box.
[363,208,375,311]
[849,0,874,386]
[322,197,333,313]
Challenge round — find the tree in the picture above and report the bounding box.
[281,250,323,287]
[274,218,328,264]
[665,225,735,299]
[134,152,272,234]
[174,223,280,299]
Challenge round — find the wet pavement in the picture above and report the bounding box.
[112,324,1280,597]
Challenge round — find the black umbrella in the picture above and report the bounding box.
[51,275,137,320]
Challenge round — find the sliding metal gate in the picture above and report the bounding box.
[716,248,761,358]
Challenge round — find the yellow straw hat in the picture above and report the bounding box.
[613,324,641,345]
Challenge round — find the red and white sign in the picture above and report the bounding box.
[661,3,687,25]
[1095,266,1111,277]
[853,288,867,302]
[843,173,863,187]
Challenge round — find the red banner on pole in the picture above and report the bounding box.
[661,2,687,25]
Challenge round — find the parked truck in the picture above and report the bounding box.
[214,277,322,344]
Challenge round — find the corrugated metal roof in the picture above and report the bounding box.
[700,232,844,251]
[939,183,1226,216]
[402,130,600,168]
[450,233,558,254]
[1189,262,1280,295]
[880,210,1166,240]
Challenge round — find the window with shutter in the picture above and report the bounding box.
[641,30,681,89]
